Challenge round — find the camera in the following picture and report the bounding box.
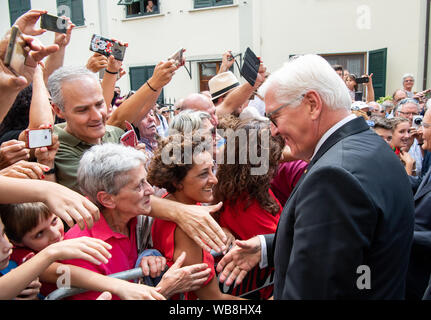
[355,77,370,84]
[413,115,424,128]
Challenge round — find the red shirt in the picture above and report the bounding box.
[151,201,215,300]
[62,214,138,300]
[270,160,308,206]
[219,189,282,240]
[218,189,281,300]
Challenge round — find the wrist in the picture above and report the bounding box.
[105,69,119,75]
[147,78,160,92]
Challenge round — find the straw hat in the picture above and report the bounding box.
[208,71,240,100]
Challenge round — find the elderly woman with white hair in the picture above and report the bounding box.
[170,110,223,159]
[61,143,211,300]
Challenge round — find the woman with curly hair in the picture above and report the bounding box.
[147,133,241,300]
[213,118,284,299]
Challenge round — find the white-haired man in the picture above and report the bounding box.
[217,54,414,299]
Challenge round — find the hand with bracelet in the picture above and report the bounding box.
[146,60,179,93]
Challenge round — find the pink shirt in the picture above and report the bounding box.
[62,214,138,300]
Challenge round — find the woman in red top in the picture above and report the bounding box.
[213,118,284,299]
[148,134,241,300]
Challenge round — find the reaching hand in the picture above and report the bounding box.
[41,181,101,230]
[175,202,228,253]
[0,140,31,169]
[14,278,41,300]
[86,53,108,73]
[0,160,50,180]
[139,255,167,278]
[216,237,262,287]
[54,16,75,48]
[157,252,211,298]
[14,9,47,36]
[47,237,112,265]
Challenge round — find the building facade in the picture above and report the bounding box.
[1,0,430,105]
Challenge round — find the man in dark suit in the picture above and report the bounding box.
[407,109,431,299]
[217,54,414,299]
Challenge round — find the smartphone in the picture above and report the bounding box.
[356,76,370,84]
[3,26,29,77]
[90,34,127,61]
[424,90,431,100]
[40,13,68,34]
[120,130,138,148]
[354,91,363,102]
[168,48,184,67]
[27,129,53,149]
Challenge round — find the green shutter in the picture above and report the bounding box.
[71,0,85,26]
[130,66,164,104]
[214,0,233,6]
[194,0,213,9]
[368,48,387,99]
[57,0,85,26]
[9,0,31,26]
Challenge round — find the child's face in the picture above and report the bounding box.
[18,215,64,252]
[0,219,13,270]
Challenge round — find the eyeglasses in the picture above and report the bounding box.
[398,111,419,117]
[265,94,305,127]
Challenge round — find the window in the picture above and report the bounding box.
[56,0,85,27]
[194,0,233,9]
[198,61,233,92]
[9,0,31,26]
[321,53,366,79]
[118,0,160,18]
[129,66,164,104]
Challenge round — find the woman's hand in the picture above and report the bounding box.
[14,278,41,300]
[0,160,49,180]
[156,252,211,298]
[45,237,112,265]
[139,255,167,278]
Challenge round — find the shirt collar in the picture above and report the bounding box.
[310,114,357,161]
[91,213,137,242]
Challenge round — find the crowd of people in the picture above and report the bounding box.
[1,9,431,301]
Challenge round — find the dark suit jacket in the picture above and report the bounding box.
[406,168,431,299]
[265,117,414,299]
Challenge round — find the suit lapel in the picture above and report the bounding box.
[415,170,431,200]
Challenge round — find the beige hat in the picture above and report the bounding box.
[208,71,240,100]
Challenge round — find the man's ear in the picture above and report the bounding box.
[306,91,323,121]
[51,103,66,120]
[97,191,116,209]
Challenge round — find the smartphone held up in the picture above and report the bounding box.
[3,26,30,77]
[168,48,185,67]
[27,129,53,149]
[40,14,68,34]
[90,34,127,61]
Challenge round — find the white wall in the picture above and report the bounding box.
[0,0,428,100]
[258,0,426,97]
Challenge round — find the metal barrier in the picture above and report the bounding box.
[45,268,143,300]
[46,250,274,300]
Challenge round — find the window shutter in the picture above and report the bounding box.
[194,0,214,9]
[70,0,85,26]
[9,0,31,26]
[130,66,164,104]
[57,0,85,26]
[214,0,233,6]
[368,48,387,99]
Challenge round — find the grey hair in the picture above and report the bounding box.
[259,54,352,111]
[47,66,98,111]
[77,143,147,208]
[402,73,415,83]
[397,98,420,113]
[169,110,211,134]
